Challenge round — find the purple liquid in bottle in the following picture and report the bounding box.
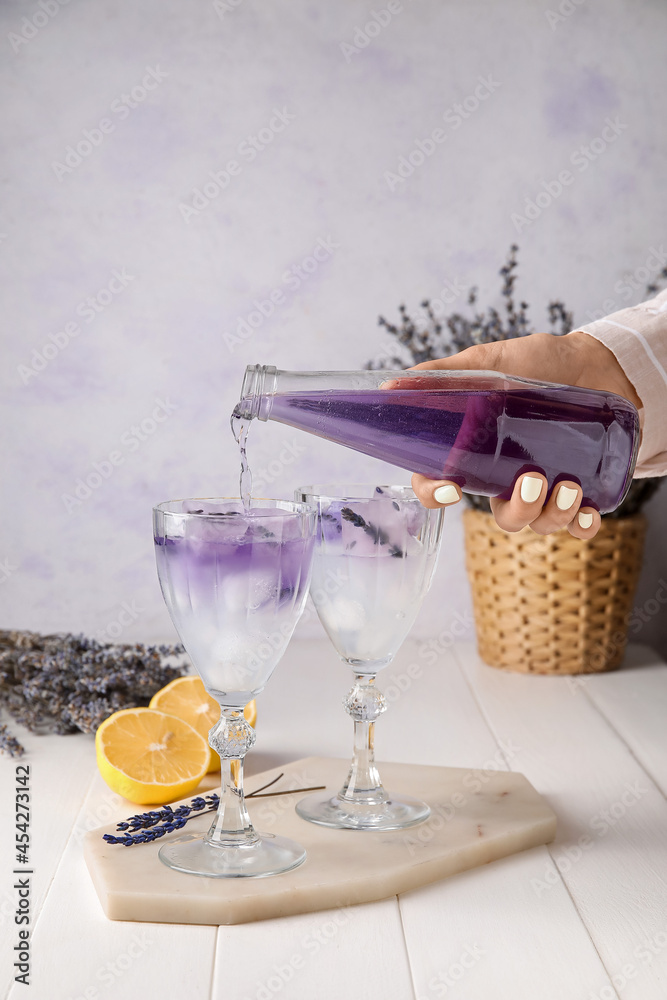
[265,382,639,513]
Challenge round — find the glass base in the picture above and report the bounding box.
[296,790,430,831]
[158,832,306,878]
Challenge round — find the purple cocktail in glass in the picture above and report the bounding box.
[153,498,315,878]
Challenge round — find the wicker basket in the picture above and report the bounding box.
[462,509,646,675]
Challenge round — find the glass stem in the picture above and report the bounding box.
[339,674,388,806]
[205,707,259,848]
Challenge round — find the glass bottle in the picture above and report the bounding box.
[234,365,640,514]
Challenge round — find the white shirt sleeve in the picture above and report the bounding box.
[576,287,667,478]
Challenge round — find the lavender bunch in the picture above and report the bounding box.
[369,245,573,372]
[0,630,186,756]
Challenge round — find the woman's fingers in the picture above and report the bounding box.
[567,506,602,539]
[409,342,504,373]
[489,474,548,531]
[522,480,583,535]
[490,474,602,537]
[414,470,602,538]
[411,473,462,509]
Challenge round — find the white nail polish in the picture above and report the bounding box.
[520,476,543,503]
[578,512,593,529]
[556,485,578,510]
[433,484,459,505]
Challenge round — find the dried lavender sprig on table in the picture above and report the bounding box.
[103,773,327,846]
[0,630,186,757]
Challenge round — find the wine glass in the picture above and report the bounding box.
[153,497,315,877]
[294,484,444,830]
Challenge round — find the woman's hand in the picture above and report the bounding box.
[410,331,642,538]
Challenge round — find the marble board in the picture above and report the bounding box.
[84,756,557,925]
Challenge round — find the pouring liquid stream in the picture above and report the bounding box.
[231,407,252,511]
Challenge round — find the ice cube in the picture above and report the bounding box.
[337,497,413,558]
[206,630,265,687]
[162,514,187,538]
[220,570,278,612]
[401,533,424,557]
[247,570,279,610]
[322,595,367,633]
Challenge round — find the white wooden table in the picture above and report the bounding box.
[2,639,667,1000]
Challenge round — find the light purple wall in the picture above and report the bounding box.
[1,0,666,657]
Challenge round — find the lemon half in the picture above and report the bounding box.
[95,707,209,805]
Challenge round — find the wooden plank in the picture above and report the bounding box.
[191,637,504,1000]
[264,639,627,999]
[453,641,667,1000]
[400,849,621,1000]
[242,638,353,772]
[388,640,618,999]
[376,637,517,770]
[215,899,415,1000]
[260,637,519,771]
[7,770,217,1000]
[0,728,97,1000]
[574,644,667,797]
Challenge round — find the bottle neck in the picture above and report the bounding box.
[237,364,278,421]
[237,365,401,421]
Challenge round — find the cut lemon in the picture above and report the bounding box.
[149,675,257,773]
[95,707,209,805]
